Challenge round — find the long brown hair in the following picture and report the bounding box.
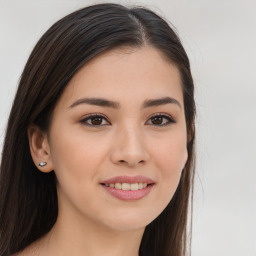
[0,3,195,256]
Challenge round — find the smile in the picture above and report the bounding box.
[100,175,155,200]
[103,182,148,191]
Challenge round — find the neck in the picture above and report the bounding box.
[39,207,144,256]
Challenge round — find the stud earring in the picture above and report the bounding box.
[38,162,47,167]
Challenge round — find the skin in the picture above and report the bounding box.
[25,46,188,256]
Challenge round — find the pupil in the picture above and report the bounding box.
[152,116,162,125]
[92,117,102,125]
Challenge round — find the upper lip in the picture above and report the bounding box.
[101,175,155,184]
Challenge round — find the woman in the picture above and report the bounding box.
[0,3,195,256]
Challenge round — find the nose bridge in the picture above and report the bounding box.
[110,120,149,167]
[121,122,143,150]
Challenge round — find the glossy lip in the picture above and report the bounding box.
[100,175,155,201]
[100,175,155,185]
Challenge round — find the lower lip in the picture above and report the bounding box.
[101,184,154,201]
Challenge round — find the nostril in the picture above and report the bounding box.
[117,159,145,167]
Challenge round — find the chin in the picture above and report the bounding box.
[99,209,156,232]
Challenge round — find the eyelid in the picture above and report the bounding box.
[146,112,176,126]
[79,112,176,127]
[80,113,111,127]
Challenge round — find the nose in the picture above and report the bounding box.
[110,124,150,168]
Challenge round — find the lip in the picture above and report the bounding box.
[101,175,155,184]
[100,175,155,201]
[101,184,154,200]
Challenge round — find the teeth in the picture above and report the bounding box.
[106,182,148,190]
[122,183,130,190]
[115,183,122,189]
[130,183,138,190]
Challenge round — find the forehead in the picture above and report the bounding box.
[58,46,183,108]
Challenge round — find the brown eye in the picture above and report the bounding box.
[151,116,163,125]
[91,116,103,125]
[80,114,110,127]
[147,114,175,127]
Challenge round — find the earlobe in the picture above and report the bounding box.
[27,125,54,173]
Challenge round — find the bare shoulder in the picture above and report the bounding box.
[11,241,40,256]
[10,232,51,256]
[11,250,29,256]
[11,248,36,256]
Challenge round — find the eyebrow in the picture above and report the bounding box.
[69,96,182,109]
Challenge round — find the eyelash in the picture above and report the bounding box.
[79,113,176,128]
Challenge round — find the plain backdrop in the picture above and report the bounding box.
[0,0,256,255]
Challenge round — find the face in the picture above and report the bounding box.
[46,46,188,231]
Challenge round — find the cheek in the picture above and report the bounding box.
[50,135,101,181]
[48,126,113,203]
[154,129,187,171]
[49,134,105,213]
[153,131,187,197]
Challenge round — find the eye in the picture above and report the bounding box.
[80,114,110,127]
[146,113,175,127]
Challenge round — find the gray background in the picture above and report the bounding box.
[0,0,256,255]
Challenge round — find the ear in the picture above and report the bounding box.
[27,125,54,173]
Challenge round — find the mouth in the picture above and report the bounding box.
[100,182,154,191]
[100,175,155,200]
